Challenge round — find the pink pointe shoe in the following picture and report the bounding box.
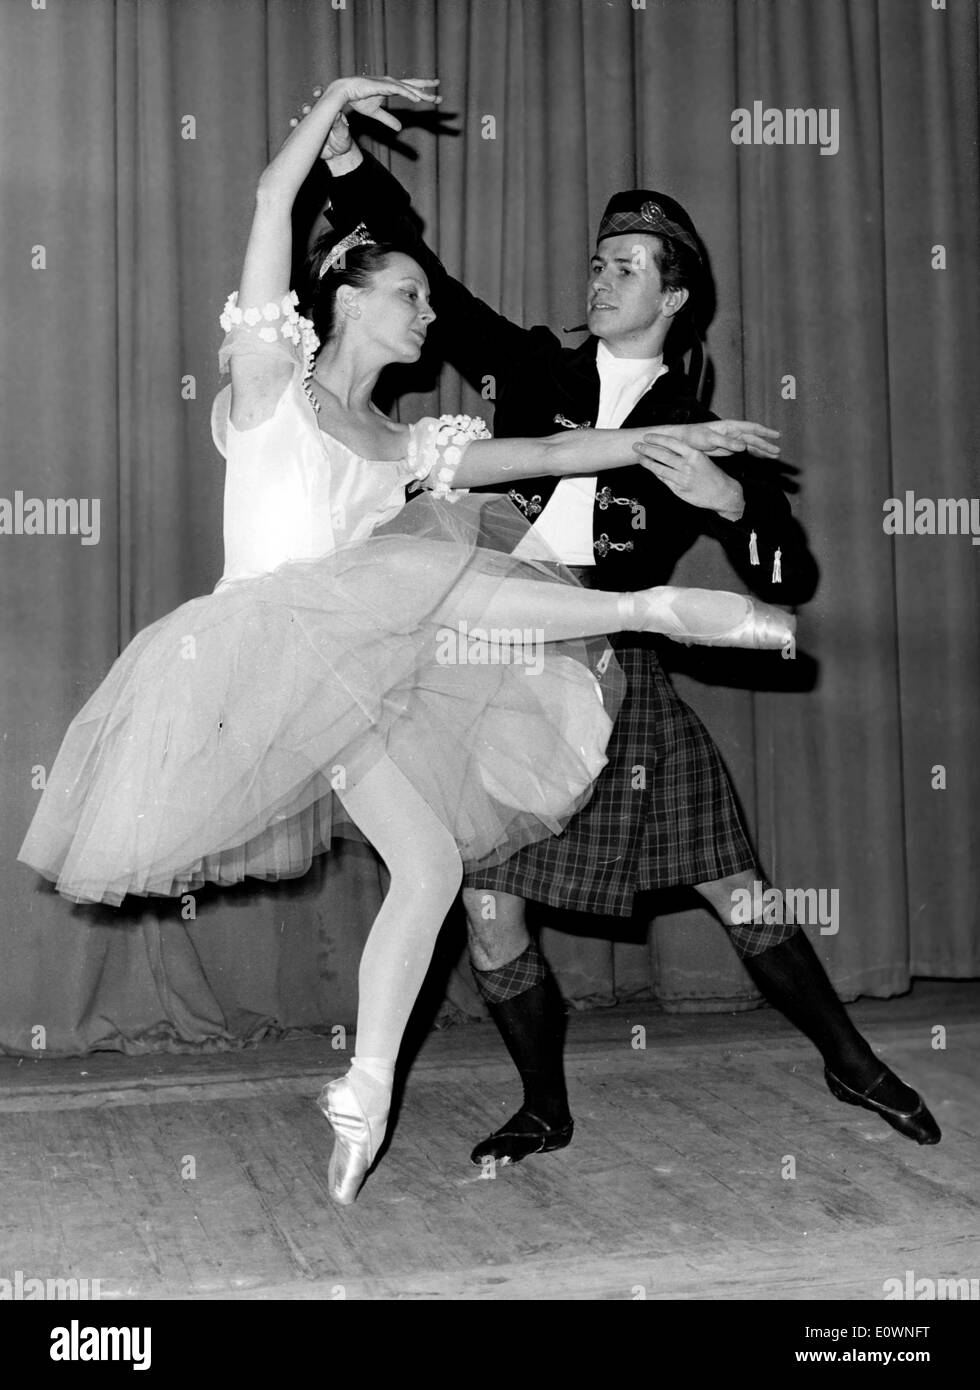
[317,1075,388,1206]
[631,586,796,651]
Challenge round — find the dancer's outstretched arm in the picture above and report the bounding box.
[453,423,770,523]
[230,76,438,428]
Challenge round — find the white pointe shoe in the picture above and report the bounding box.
[317,1075,388,1206]
[635,586,795,651]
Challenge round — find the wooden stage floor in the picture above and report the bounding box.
[1,982,976,1301]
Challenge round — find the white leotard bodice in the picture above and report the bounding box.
[209,291,488,589]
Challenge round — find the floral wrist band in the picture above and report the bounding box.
[409,414,490,501]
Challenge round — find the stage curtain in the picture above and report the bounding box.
[1,0,976,1056]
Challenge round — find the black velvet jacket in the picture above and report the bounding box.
[324,154,817,604]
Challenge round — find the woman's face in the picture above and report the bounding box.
[351,253,436,362]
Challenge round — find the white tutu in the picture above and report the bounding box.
[19,491,623,905]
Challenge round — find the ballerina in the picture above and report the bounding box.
[19,76,794,1205]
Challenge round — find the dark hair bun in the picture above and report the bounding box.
[302,234,403,345]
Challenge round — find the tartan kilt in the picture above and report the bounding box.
[464,639,759,916]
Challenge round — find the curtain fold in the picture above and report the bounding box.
[1,0,976,1057]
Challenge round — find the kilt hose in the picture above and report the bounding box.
[465,638,762,919]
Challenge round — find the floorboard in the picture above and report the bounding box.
[0,982,976,1301]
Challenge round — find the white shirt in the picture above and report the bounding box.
[514,342,669,565]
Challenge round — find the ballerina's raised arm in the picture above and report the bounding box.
[229,76,440,432]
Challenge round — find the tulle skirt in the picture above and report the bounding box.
[19,493,624,906]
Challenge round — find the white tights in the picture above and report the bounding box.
[328,574,625,1123]
[437,570,624,642]
[436,573,755,644]
[334,755,463,1123]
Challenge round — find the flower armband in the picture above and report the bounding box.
[409,413,491,502]
[218,290,319,385]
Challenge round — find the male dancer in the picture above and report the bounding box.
[312,106,940,1160]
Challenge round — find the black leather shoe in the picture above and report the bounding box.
[824,1066,941,1145]
[470,1109,574,1166]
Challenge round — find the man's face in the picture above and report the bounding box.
[586,233,674,345]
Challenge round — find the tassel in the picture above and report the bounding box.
[749,530,759,566]
[772,548,782,584]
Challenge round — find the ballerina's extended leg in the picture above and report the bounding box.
[323,755,463,1204]
[624,587,795,649]
[438,573,793,650]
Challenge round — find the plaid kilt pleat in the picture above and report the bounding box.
[464,640,759,916]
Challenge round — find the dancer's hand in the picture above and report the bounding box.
[290,86,354,159]
[327,75,440,132]
[290,77,439,159]
[653,420,781,459]
[634,433,745,516]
